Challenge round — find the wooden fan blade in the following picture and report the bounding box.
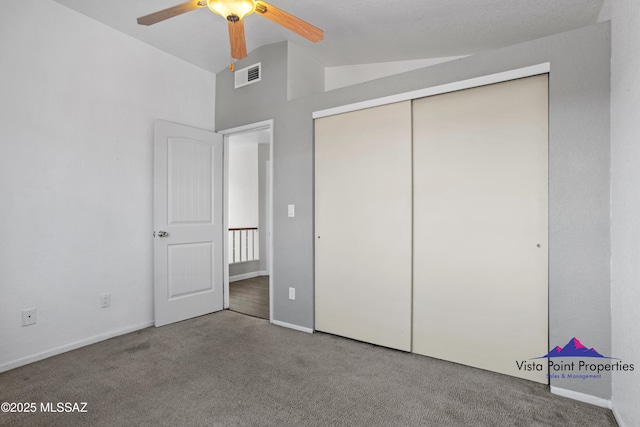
[255,1,323,42]
[137,0,206,26]
[228,19,248,60]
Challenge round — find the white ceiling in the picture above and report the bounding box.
[53,0,605,73]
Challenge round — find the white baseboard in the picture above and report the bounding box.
[271,319,314,334]
[550,386,612,409]
[0,321,154,373]
[229,270,268,282]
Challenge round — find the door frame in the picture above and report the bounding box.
[219,119,274,323]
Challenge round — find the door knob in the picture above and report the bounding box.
[157,231,169,237]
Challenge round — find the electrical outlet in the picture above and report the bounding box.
[288,287,295,300]
[100,293,111,308]
[22,308,37,326]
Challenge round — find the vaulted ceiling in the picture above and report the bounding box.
[53,0,605,73]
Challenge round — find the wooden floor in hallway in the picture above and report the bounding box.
[229,275,269,320]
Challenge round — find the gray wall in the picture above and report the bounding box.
[287,42,325,101]
[611,1,640,425]
[216,24,611,399]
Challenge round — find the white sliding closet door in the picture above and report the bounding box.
[315,101,412,351]
[412,75,549,383]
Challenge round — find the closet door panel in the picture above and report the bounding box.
[412,75,549,382]
[315,101,412,351]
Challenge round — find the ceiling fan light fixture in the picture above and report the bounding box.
[207,0,256,21]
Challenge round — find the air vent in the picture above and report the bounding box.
[234,62,262,89]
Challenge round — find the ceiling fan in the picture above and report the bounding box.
[137,0,324,62]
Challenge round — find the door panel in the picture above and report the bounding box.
[168,242,213,298]
[168,138,213,224]
[412,75,549,382]
[154,120,223,327]
[315,101,412,351]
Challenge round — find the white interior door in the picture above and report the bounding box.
[315,101,413,351]
[412,75,549,382]
[153,120,224,327]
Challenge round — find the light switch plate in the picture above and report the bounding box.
[288,204,295,217]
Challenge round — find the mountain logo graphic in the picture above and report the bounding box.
[532,337,618,359]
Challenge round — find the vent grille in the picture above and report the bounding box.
[248,65,260,81]
[235,62,262,88]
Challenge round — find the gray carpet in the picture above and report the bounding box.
[0,311,616,427]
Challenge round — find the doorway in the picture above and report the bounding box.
[221,120,274,322]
